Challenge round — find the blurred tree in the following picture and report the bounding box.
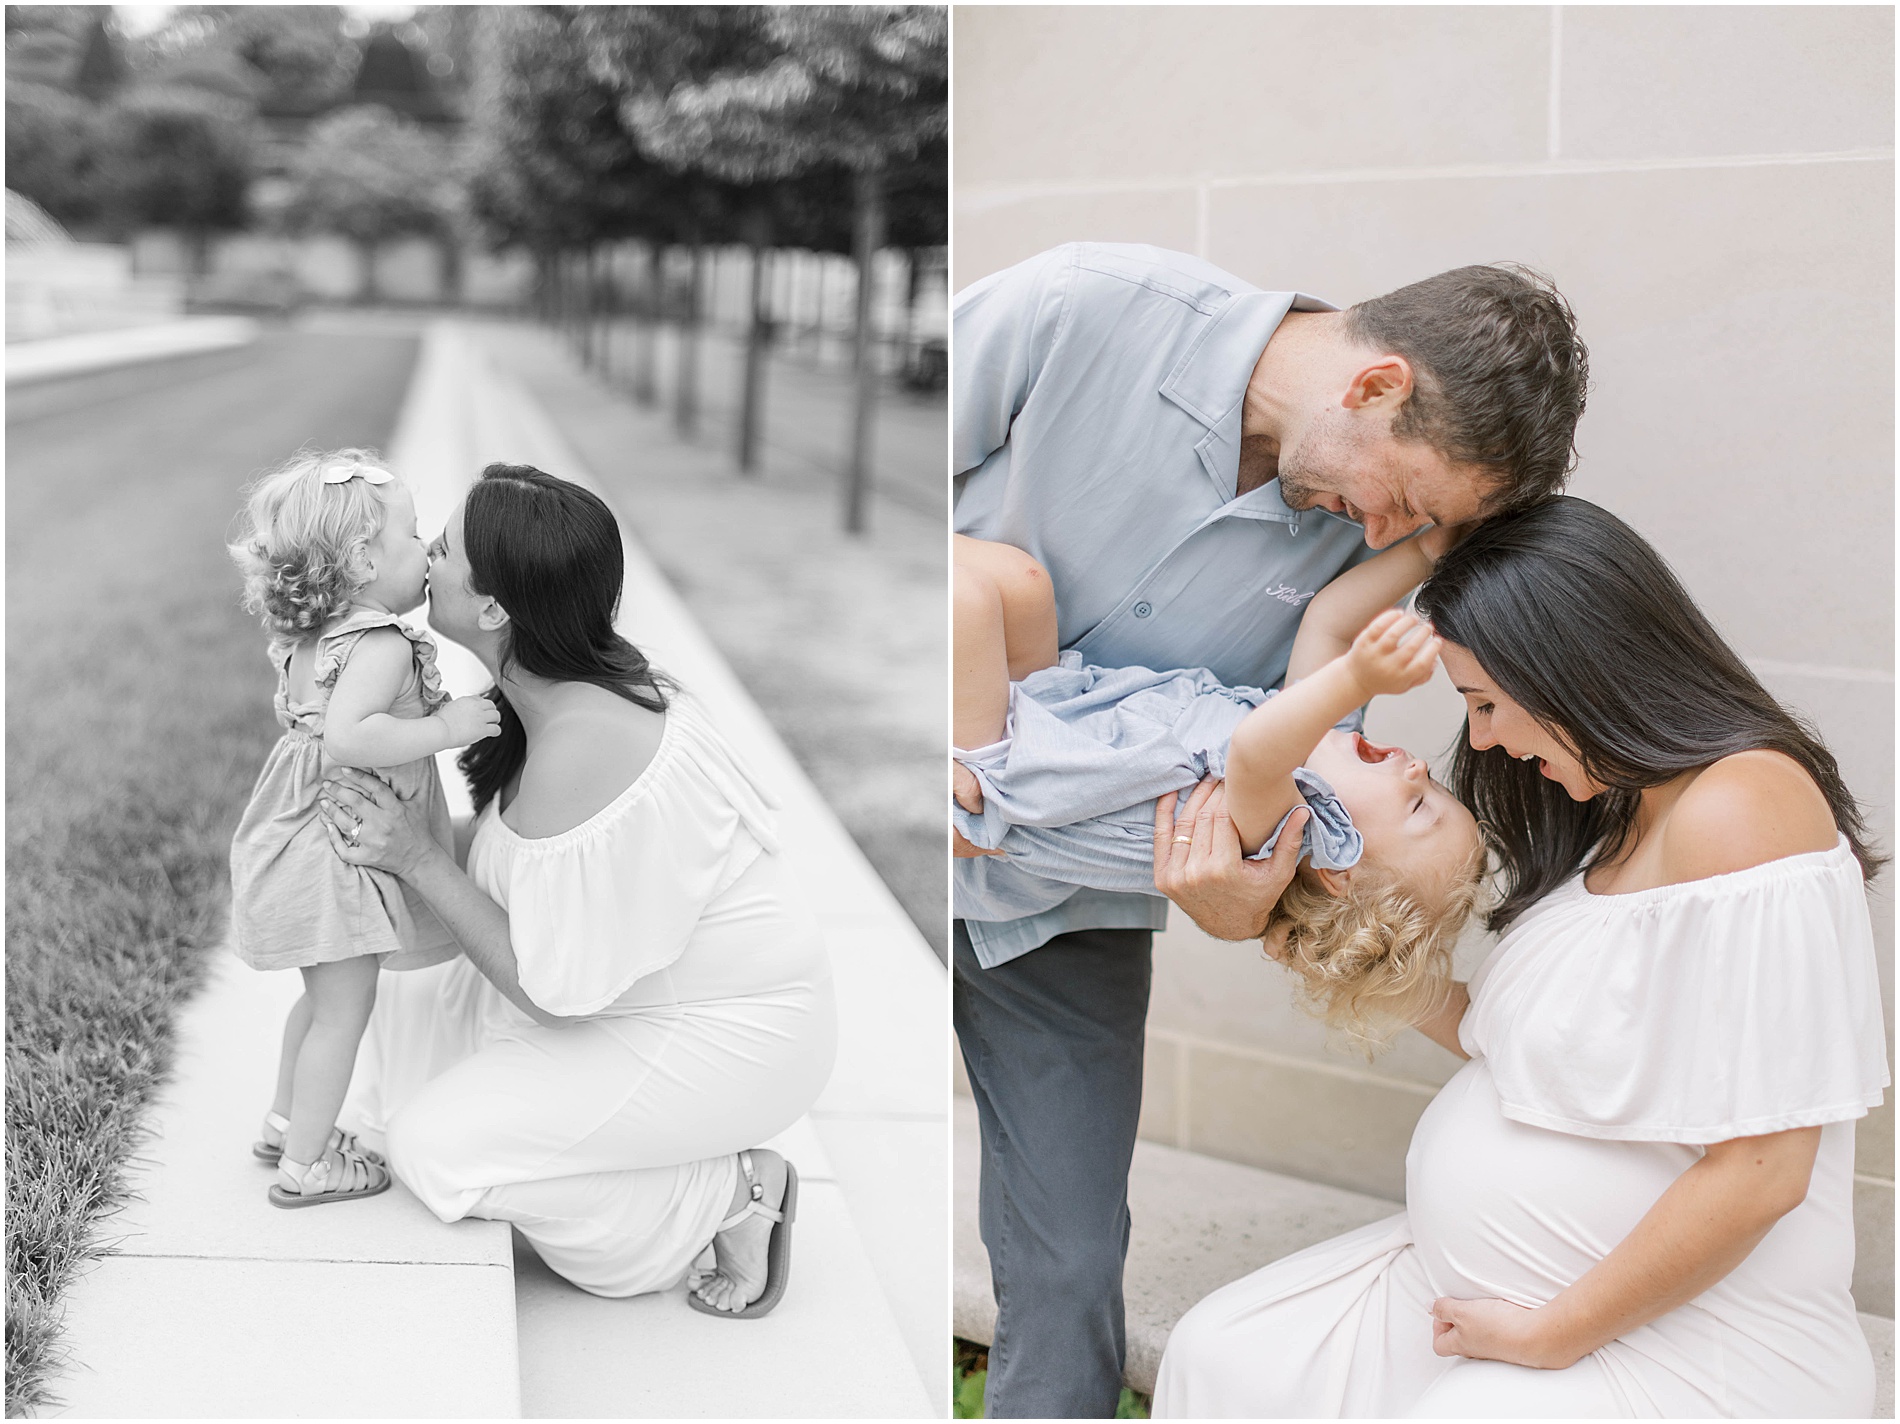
[282,104,452,301]
[219,6,355,111]
[71,11,123,100]
[585,5,946,530]
[5,81,103,228]
[95,87,253,273]
[467,5,745,432]
[123,5,353,108]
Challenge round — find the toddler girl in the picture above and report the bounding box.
[227,448,500,1207]
[954,532,1485,1041]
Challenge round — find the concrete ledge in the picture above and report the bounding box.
[6,318,258,386]
[955,1096,1895,1412]
[42,956,519,1419]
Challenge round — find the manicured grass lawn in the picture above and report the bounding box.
[953,1337,1150,1418]
[5,331,417,1413]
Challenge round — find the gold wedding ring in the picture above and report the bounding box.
[1172,835,1193,845]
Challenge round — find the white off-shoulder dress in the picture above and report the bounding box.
[1154,838,1888,1418]
[341,694,837,1297]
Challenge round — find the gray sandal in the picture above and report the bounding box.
[687,1149,798,1319]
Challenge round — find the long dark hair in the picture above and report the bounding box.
[455,463,671,813]
[1415,496,1880,931]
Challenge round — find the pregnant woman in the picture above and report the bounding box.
[320,463,837,1316]
[1154,497,1887,1416]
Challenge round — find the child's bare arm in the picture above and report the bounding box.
[1226,610,1442,852]
[1288,539,1435,682]
[954,534,1058,751]
[323,630,500,767]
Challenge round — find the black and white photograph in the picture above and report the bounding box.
[7,5,947,1417]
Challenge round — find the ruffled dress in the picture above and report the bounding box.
[341,692,837,1298]
[1154,838,1889,1418]
[229,606,458,973]
[954,654,1363,922]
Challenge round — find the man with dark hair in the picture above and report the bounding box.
[953,243,1586,1417]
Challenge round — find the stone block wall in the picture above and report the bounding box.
[953,3,1893,1314]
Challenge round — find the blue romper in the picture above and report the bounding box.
[954,655,1363,923]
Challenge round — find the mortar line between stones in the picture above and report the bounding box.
[1548,5,1563,160]
[1149,1026,1442,1099]
[957,148,1892,209]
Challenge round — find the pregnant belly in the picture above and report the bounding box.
[1406,1058,1697,1307]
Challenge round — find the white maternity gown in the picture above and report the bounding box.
[342,694,838,1297]
[1154,838,1888,1417]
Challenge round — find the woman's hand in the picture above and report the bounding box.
[319,768,441,880]
[1431,1296,1578,1371]
[1153,779,1308,940]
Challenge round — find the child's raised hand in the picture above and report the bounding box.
[1346,609,1441,698]
[437,695,503,748]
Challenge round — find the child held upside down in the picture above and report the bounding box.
[953,532,1485,1041]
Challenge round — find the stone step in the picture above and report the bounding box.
[42,956,519,1419]
[514,1120,929,1417]
[955,1095,1895,1414]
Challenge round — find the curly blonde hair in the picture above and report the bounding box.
[228,449,400,637]
[1268,839,1487,1052]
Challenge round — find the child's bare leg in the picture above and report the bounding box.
[959,535,1058,678]
[954,535,1058,749]
[269,991,314,1121]
[283,958,380,1165]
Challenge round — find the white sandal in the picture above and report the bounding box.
[252,1110,383,1167]
[268,1143,392,1209]
[687,1149,799,1319]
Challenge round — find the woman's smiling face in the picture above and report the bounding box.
[1438,641,1603,801]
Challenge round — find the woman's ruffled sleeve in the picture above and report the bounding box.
[499,701,779,1017]
[1468,843,1889,1144]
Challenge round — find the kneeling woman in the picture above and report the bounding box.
[323,464,836,1317]
[1155,497,1886,1416]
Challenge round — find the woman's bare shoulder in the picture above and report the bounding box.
[506,688,667,840]
[1660,749,1838,884]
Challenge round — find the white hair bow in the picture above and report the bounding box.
[321,461,393,485]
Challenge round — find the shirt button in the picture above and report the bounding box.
[1133,601,1153,618]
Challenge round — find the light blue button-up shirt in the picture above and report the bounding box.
[954,243,1382,968]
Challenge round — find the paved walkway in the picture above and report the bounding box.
[41,321,944,1418]
[5,317,258,386]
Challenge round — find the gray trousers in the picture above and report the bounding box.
[954,921,1153,1419]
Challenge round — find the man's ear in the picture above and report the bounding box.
[1312,865,1353,897]
[1342,355,1414,412]
[476,598,510,633]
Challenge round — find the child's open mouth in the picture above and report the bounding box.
[1351,732,1393,765]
